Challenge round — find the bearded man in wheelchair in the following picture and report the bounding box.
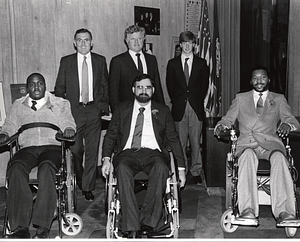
[214,66,300,226]
[0,73,76,238]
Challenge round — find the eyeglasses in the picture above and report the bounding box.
[76,38,91,45]
[129,37,145,42]
[135,85,153,91]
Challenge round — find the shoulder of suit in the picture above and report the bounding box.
[91,52,106,60]
[60,53,76,61]
[151,100,169,110]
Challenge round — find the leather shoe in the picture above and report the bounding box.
[125,230,140,238]
[139,224,153,235]
[82,191,94,201]
[239,207,256,219]
[4,226,30,238]
[277,211,296,222]
[32,226,49,239]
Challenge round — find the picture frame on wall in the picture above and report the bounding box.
[0,82,6,127]
[143,42,153,55]
[134,6,160,35]
[171,36,181,58]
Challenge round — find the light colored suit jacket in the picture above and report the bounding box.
[217,90,300,155]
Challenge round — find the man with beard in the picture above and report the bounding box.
[214,66,300,226]
[101,74,186,238]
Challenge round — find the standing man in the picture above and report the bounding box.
[0,73,76,238]
[166,31,209,184]
[55,28,109,201]
[214,66,300,224]
[102,74,186,238]
[109,24,164,113]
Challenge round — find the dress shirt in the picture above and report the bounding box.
[124,100,160,150]
[28,96,47,111]
[129,50,148,74]
[253,90,268,108]
[181,53,193,76]
[77,52,93,102]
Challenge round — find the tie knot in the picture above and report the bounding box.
[185,57,189,63]
[83,56,87,61]
[259,93,263,97]
[139,107,145,113]
[136,53,140,57]
[32,100,37,105]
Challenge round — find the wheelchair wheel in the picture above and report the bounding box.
[172,210,179,238]
[106,211,115,238]
[220,208,238,233]
[61,212,83,236]
[66,150,76,213]
[285,227,297,238]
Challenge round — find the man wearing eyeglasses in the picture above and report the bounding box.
[108,24,165,113]
[55,28,109,202]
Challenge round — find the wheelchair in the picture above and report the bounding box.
[105,149,180,239]
[219,126,300,238]
[1,122,83,238]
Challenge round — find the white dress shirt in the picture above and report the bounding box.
[129,50,148,74]
[77,52,93,102]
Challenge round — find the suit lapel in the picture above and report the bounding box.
[91,53,96,89]
[71,54,80,100]
[175,57,188,88]
[122,102,134,143]
[125,51,138,71]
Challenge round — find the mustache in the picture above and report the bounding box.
[139,93,149,97]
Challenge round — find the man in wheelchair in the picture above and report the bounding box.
[214,66,300,226]
[0,73,76,238]
[101,74,186,238]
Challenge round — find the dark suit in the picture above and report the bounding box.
[55,52,109,191]
[102,100,184,231]
[166,55,209,177]
[108,51,165,113]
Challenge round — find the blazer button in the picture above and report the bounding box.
[187,90,189,93]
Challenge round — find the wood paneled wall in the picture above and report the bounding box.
[0,0,186,112]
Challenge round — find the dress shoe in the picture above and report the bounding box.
[82,191,94,201]
[277,211,296,222]
[193,175,202,185]
[125,230,140,238]
[239,207,256,219]
[32,226,49,239]
[4,226,30,238]
[139,224,153,235]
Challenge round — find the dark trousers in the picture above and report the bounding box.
[113,148,169,232]
[71,104,101,191]
[7,145,61,230]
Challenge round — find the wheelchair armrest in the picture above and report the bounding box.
[0,133,19,147]
[287,131,300,141]
[55,131,76,143]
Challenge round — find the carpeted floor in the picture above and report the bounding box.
[1,173,300,240]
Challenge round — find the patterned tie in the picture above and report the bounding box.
[31,100,37,111]
[184,58,189,83]
[131,107,145,149]
[81,56,89,104]
[256,93,263,115]
[136,53,143,74]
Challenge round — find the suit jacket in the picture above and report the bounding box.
[54,52,109,121]
[166,55,209,122]
[102,100,185,167]
[108,51,165,113]
[217,90,300,155]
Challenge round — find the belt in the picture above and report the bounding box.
[79,101,94,107]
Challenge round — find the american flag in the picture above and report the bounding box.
[196,0,221,117]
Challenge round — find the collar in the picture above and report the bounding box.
[129,49,143,58]
[77,52,91,60]
[133,99,151,112]
[253,89,269,98]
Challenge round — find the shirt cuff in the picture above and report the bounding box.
[178,167,185,171]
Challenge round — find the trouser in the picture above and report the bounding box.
[175,102,203,177]
[7,145,61,230]
[71,104,101,192]
[113,148,169,232]
[237,147,295,218]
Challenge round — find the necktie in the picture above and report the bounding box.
[31,100,37,111]
[136,53,143,74]
[131,107,145,149]
[184,58,189,83]
[256,93,263,115]
[82,56,89,104]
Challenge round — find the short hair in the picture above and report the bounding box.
[251,66,270,79]
[74,28,93,40]
[132,74,154,87]
[26,73,45,87]
[179,31,196,43]
[124,25,146,40]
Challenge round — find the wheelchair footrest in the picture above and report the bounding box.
[276,220,300,227]
[232,217,259,226]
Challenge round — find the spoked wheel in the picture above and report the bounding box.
[106,212,115,238]
[61,212,83,236]
[285,227,297,238]
[220,208,238,233]
[172,210,179,238]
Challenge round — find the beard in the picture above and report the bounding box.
[135,93,151,103]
